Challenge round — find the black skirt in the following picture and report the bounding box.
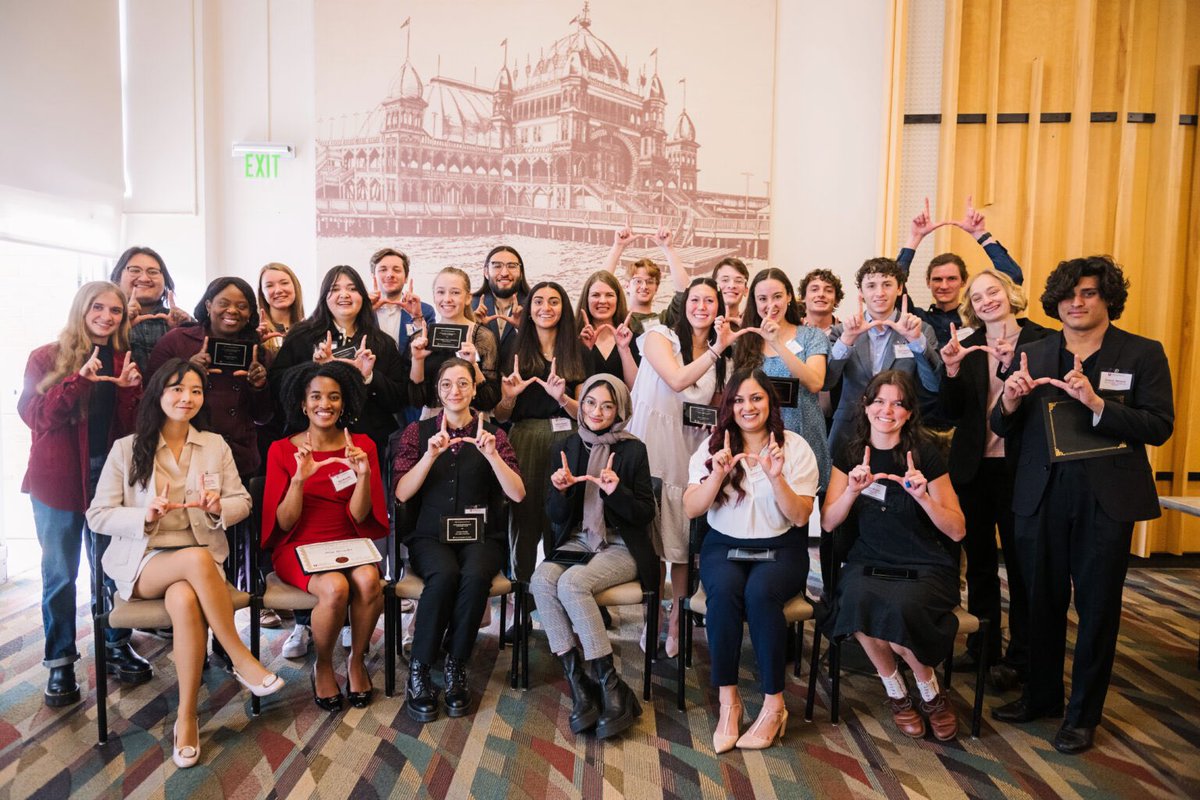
[828,563,960,667]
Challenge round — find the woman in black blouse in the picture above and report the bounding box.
[575,270,639,388]
[822,370,966,741]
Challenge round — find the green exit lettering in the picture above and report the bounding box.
[244,153,281,178]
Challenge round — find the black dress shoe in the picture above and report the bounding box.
[987,664,1022,694]
[310,667,343,712]
[106,643,152,685]
[405,658,439,723]
[1053,724,1095,754]
[45,665,81,707]
[992,696,1063,723]
[443,655,471,717]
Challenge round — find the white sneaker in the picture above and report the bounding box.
[281,625,311,659]
[341,625,352,649]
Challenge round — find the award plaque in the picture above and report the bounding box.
[1041,396,1128,462]
[429,323,469,351]
[682,402,719,427]
[295,538,382,574]
[441,515,483,544]
[768,377,800,408]
[208,339,253,371]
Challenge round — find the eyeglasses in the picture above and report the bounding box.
[124,266,162,278]
[718,276,748,287]
[489,261,521,271]
[582,397,616,414]
[438,379,474,392]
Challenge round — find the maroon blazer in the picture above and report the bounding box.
[19,343,141,512]
[148,326,274,477]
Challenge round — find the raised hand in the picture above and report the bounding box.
[990,321,1016,370]
[940,323,995,374]
[1001,351,1053,409]
[847,446,877,493]
[501,354,537,403]
[760,432,785,479]
[840,296,873,346]
[1045,353,1101,411]
[709,430,742,479]
[883,450,928,500]
[653,226,672,248]
[114,356,141,388]
[166,290,191,327]
[909,196,947,244]
[369,274,385,310]
[551,450,582,491]
[410,330,431,363]
[882,294,923,343]
[579,308,598,349]
[473,416,498,457]
[78,346,104,381]
[197,483,223,516]
[341,427,370,475]
[536,356,568,404]
[474,299,495,325]
[427,414,453,459]
[614,225,635,247]
[758,318,782,347]
[596,453,620,495]
[127,298,142,322]
[956,194,987,237]
[312,331,334,364]
[399,278,422,317]
[293,432,321,483]
[353,335,376,379]
[713,315,741,352]
[146,482,171,523]
[456,323,478,363]
[190,337,213,371]
[614,312,635,350]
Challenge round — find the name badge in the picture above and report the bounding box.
[861,481,887,502]
[955,326,975,341]
[465,505,488,522]
[202,472,221,491]
[441,516,482,544]
[406,322,420,336]
[1098,371,1133,391]
[331,469,358,491]
[785,338,804,356]
[550,417,573,432]
[893,344,914,359]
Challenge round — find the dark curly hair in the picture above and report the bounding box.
[281,361,366,433]
[704,368,786,508]
[854,257,907,289]
[192,276,260,340]
[1040,255,1129,321]
[799,268,845,306]
[844,370,932,471]
[129,359,210,489]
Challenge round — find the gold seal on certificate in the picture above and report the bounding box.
[295,538,383,574]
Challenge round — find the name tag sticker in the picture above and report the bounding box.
[465,505,487,521]
[956,326,975,341]
[861,481,887,502]
[893,344,914,360]
[331,470,358,491]
[1098,371,1133,391]
[202,472,221,491]
[550,417,573,432]
[406,323,419,336]
[785,338,804,356]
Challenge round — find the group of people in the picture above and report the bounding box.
[21,199,1173,766]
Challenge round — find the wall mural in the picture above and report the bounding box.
[314,0,775,301]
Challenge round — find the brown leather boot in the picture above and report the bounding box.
[920,690,959,741]
[888,695,926,738]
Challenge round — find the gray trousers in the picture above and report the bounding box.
[529,535,637,660]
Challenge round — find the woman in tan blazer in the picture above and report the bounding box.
[87,358,282,768]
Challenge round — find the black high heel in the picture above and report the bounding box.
[310,666,343,712]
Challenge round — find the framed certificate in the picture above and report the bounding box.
[768,377,800,408]
[429,323,468,351]
[295,538,382,574]
[207,339,253,371]
[682,402,719,427]
[1041,396,1129,462]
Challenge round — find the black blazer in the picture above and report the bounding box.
[989,325,1174,522]
[940,319,1051,484]
[546,435,660,591]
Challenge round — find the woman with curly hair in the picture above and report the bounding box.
[683,368,819,752]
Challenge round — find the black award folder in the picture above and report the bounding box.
[1042,396,1128,462]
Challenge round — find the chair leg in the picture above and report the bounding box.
[250,595,261,717]
[676,600,688,711]
[498,594,507,652]
[805,623,823,722]
[684,607,695,669]
[973,619,989,738]
[519,583,530,690]
[384,594,396,697]
[507,592,518,690]
[95,617,108,745]
[830,639,841,725]
[643,591,657,701]
[944,655,953,688]
[792,622,803,678]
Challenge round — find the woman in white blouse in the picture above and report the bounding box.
[683,367,818,753]
[87,358,281,768]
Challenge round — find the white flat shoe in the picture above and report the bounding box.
[233,669,284,698]
[172,721,199,769]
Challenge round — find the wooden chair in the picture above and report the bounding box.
[803,525,989,737]
[675,515,815,711]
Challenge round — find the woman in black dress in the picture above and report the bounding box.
[575,270,638,388]
[822,370,966,741]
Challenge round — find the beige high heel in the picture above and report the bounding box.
[735,706,788,750]
[172,720,200,768]
[713,700,744,754]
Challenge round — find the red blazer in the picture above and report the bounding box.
[19,343,141,512]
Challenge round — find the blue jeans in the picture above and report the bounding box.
[31,455,128,667]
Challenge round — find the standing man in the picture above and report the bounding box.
[990,256,1173,754]
[472,246,530,364]
[369,247,435,355]
[900,196,1024,347]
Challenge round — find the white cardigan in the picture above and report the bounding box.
[86,428,251,599]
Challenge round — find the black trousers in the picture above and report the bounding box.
[408,536,504,665]
[956,457,1028,670]
[700,529,809,695]
[1014,463,1133,728]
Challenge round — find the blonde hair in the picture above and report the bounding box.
[435,267,476,321]
[625,258,661,284]
[257,262,306,327]
[38,281,130,393]
[959,268,1027,329]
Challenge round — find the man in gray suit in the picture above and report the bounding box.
[824,257,942,461]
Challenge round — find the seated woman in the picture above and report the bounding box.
[821,370,966,741]
[262,362,388,711]
[86,358,281,769]
[531,373,657,739]
[683,368,819,753]
[392,358,525,722]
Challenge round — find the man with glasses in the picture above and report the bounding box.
[661,255,750,328]
[109,246,191,373]
[472,246,530,362]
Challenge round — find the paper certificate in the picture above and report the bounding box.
[295,538,382,574]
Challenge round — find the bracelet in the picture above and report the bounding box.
[708,346,721,361]
[976,232,992,245]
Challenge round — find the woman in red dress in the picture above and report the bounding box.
[262,361,388,711]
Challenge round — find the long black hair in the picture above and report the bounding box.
[129,359,210,489]
[109,246,176,306]
[845,370,931,470]
[285,265,379,346]
[673,277,727,392]
[192,276,260,340]
[510,281,587,383]
[281,361,366,433]
[472,245,531,299]
[704,368,786,507]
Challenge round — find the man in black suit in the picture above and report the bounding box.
[472,245,530,365]
[989,256,1174,754]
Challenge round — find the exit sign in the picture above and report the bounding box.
[244,153,281,178]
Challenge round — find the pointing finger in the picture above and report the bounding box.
[1074,354,1083,373]
[512,354,521,379]
[548,356,557,377]
[1020,351,1029,374]
[949,322,957,341]
[476,414,484,438]
[901,294,908,317]
[251,344,258,364]
[605,453,615,471]
[723,430,730,453]
[862,445,871,467]
[923,196,931,219]
[561,451,570,474]
[907,450,915,471]
[440,413,448,435]
[581,308,590,327]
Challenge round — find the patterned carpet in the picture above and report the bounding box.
[0,561,1197,800]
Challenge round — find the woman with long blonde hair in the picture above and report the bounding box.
[257,262,306,354]
[18,280,150,707]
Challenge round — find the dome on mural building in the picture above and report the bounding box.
[647,73,665,100]
[673,109,696,141]
[387,60,424,100]
[494,64,513,92]
[425,77,495,144]
[529,12,627,85]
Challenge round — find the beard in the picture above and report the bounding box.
[490,282,519,300]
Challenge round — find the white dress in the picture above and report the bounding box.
[626,326,719,563]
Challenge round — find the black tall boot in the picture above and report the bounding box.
[590,653,641,739]
[560,648,600,734]
[443,654,471,718]
[405,658,439,723]
[45,665,80,707]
